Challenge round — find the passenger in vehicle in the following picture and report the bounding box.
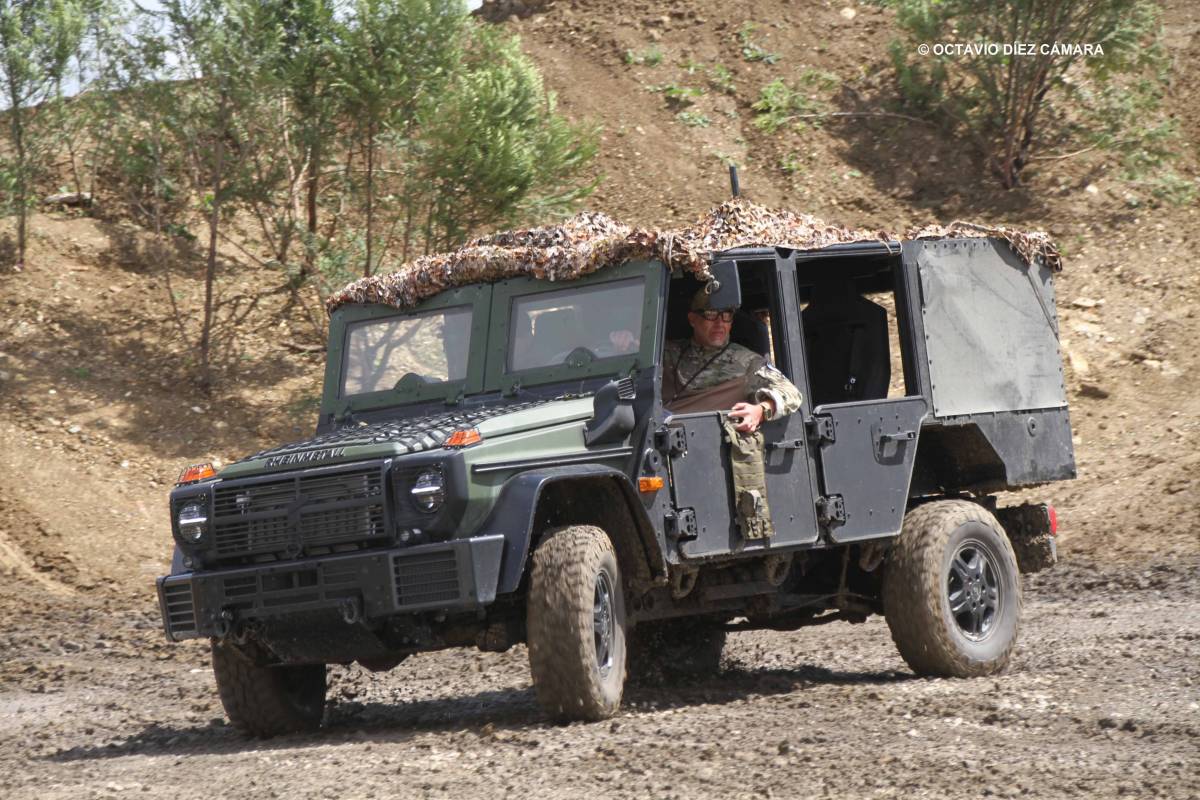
[663,289,803,432]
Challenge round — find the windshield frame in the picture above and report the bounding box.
[321,283,492,417]
[484,260,664,394]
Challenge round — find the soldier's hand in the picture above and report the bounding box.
[729,402,764,433]
[609,329,638,353]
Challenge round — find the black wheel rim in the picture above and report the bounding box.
[593,570,615,677]
[947,539,1002,641]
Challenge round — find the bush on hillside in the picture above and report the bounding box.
[888,0,1192,198]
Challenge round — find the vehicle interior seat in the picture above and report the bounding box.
[802,279,891,406]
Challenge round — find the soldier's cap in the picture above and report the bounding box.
[689,286,740,312]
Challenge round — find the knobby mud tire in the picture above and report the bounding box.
[211,640,327,738]
[883,499,1022,678]
[526,525,627,722]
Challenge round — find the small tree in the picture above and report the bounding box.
[334,0,461,276]
[0,0,88,269]
[889,0,1170,189]
[259,0,340,280]
[410,24,597,255]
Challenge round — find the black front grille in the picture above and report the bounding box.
[210,464,388,564]
[394,550,461,607]
[162,582,197,639]
[218,563,360,612]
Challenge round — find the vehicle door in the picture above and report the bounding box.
[663,256,821,561]
[798,253,927,543]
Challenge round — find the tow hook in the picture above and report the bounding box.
[339,598,362,625]
[214,608,235,639]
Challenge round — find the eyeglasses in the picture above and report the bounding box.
[696,309,735,322]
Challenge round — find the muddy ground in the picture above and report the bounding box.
[1,558,1196,800]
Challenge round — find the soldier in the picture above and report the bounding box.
[663,288,803,432]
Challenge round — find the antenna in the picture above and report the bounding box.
[728,164,740,198]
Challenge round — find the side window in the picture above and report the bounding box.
[798,260,913,406]
[507,278,645,372]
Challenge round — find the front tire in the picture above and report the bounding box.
[211,640,327,737]
[527,525,627,721]
[883,500,1021,677]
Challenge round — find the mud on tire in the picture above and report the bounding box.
[883,499,1021,678]
[526,525,626,721]
[211,640,327,737]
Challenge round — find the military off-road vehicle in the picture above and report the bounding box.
[158,205,1071,736]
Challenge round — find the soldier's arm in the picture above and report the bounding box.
[749,362,803,419]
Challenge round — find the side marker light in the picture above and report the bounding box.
[444,429,482,448]
[638,476,665,493]
[177,462,217,485]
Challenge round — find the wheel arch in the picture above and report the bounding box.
[486,464,666,596]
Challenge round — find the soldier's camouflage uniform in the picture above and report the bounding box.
[662,339,803,419]
[663,337,804,540]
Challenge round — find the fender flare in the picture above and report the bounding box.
[482,464,664,595]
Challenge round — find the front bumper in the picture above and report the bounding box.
[156,534,505,642]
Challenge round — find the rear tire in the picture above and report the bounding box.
[628,620,726,686]
[527,525,627,721]
[883,500,1021,677]
[211,640,327,737]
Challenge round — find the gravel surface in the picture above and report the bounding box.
[1,560,1196,800]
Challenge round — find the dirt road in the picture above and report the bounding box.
[1,558,1196,800]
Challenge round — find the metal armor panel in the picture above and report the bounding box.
[916,239,1066,417]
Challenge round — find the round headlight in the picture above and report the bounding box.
[177,502,208,544]
[411,470,445,514]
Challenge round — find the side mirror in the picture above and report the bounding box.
[584,377,636,446]
[706,259,742,310]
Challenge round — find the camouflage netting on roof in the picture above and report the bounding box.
[325,199,1061,314]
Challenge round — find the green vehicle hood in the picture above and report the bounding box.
[220,397,594,478]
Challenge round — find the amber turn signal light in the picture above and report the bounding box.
[444,428,482,448]
[176,462,217,485]
[638,476,664,493]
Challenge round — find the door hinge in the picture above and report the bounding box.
[806,415,836,444]
[655,425,688,456]
[665,508,698,541]
[816,495,846,526]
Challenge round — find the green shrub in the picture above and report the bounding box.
[623,46,663,66]
[889,0,1186,194]
[751,78,828,132]
[738,23,780,64]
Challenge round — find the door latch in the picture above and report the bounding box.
[665,508,698,540]
[655,426,688,456]
[816,495,846,526]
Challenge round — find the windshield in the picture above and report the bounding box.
[508,278,645,372]
[341,306,472,396]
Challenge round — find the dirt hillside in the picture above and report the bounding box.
[0,1,1197,798]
